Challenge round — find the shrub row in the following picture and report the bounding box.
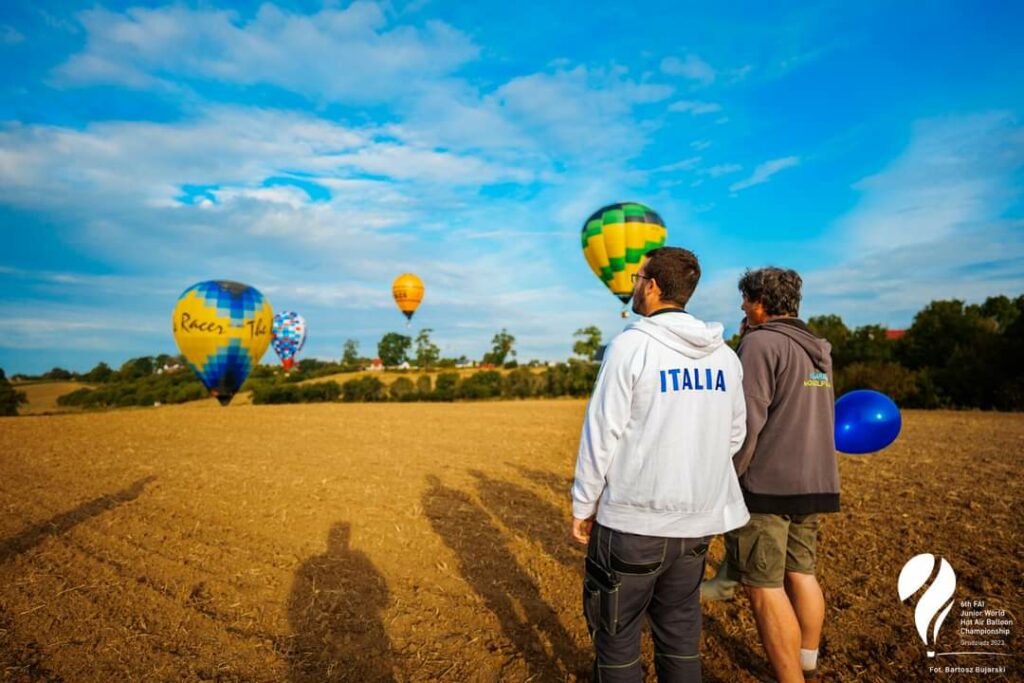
[251,364,600,405]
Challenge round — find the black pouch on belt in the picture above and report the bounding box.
[584,555,622,636]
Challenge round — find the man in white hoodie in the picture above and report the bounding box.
[571,247,749,682]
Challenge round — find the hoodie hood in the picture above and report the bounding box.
[625,311,725,359]
[750,318,832,372]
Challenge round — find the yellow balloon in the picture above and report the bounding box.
[172,280,273,406]
[392,273,424,321]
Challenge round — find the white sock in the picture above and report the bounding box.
[800,648,819,672]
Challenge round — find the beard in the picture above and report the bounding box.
[631,292,645,316]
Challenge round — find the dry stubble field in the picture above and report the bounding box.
[1,400,1021,682]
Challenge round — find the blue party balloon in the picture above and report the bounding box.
[834,389,902,454]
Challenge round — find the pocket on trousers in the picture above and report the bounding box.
[583,577,606,636]
[609,530,667,575]
[584,557,621,636]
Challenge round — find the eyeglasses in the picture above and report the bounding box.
[631,273,651,285]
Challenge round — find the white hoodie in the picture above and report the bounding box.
[572,310,750,537]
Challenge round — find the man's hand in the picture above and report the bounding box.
[571,516,594,545]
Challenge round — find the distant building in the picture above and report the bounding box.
[367,358,384,371]
[885,329,907,341]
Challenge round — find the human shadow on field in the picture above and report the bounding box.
[510,464,574,500]
[422,475,583,680]
[470,469,583,572]
[0,475,156,564]
[285,522,396,682]
[703,613,770,682]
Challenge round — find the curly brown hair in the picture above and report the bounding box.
[738,267,802,316]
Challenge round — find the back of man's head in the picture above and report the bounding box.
[738,267,802,316]
[644,247,701,308]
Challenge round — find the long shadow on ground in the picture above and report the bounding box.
[0,475,157,564]
[285,522,397,682]
[422,475,584,680]
[471,469,584,573]
[510,464,574,500]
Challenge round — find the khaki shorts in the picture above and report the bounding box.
[725,513,819,588]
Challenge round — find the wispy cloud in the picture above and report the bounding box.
[660,54,716,85]
[1,25,24,45]
[51,3,479,104]
[702,163,742,177]
[668,100,722,115]
[836,112,1024,250]
[728,156,800,192]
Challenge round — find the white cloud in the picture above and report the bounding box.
[52,2,479,104]
[2,25,25,45]
[836,112,1023,250]
[668,100,722,115]
[728,156,800,192]
[702,163,742,177]
[660,54,716,85]
[479,66,673,160]
[652,157,702,173]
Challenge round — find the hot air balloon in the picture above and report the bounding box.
[581,202,667,316]
[271,311,307,371]
[172,280,273,406]
[392,273,424,327]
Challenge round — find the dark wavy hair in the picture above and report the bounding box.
[643,247,701,308]
[738,267,802,316]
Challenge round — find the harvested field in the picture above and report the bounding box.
[0,402,1020,682]
[11,382,90,415]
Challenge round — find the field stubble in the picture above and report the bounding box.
[0,402,1020,682]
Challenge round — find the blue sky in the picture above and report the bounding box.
[1,0,1022,375]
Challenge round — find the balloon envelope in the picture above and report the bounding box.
[834,389,902,454]
[272,311,307,370]
[392,273,424,321]
[581,202,667,304]
[172,280,273,405]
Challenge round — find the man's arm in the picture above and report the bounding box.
[729,359,747,457]
[570,336,636,540]
[732,334,774,477]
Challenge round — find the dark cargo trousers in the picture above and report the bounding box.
[584,521,708,682]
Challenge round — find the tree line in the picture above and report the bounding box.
[803,295,1023,410]
[1,294,1019,415]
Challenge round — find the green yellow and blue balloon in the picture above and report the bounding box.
[172,280,273,406]
[581,202,667,311]
[271,311,307,371]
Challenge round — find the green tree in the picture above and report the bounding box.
[844,325,894,365]
[389,377,416,401]
[433,372,460,401]
[0,369,27,416]
[808,315,850,367]
[42,367,74,381]
[483,328,516,366]
[118,356,155,381]
[377,333,412,367]
[341,339,361,371]
[572,326,603,361]
[415,329,441,369]
[81,362,115,383]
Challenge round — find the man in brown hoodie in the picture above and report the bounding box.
[725,267,839,683]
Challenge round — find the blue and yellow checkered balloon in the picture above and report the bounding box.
[172,281,273,406]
